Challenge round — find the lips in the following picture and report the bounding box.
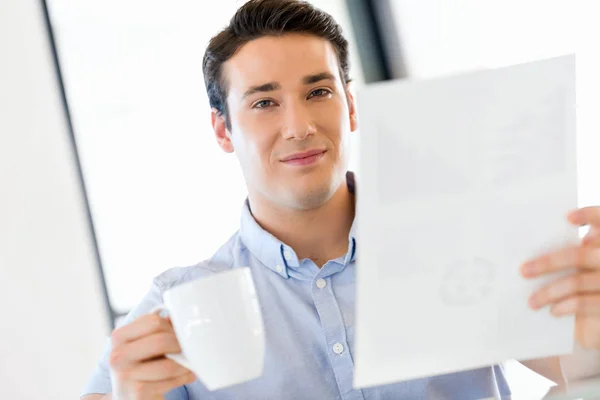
[281,149,326,162]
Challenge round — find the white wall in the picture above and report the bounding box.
[391,0,578,78]
[0,1,110,398]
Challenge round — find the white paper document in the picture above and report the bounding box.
[354,55,578,389]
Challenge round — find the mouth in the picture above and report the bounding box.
[280,149,327,167]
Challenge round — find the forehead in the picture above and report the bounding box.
[223,34,342,96]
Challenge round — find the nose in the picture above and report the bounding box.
[281,101,317,140]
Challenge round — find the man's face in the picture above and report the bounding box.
[213,33,357,211]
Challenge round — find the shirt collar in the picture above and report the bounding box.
[345,170,358,264]
[346,217,357,265]
[240,200,290,279]
[239,171,357,278]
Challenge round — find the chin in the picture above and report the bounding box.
[269,162,347,210]
[284,177,339,210]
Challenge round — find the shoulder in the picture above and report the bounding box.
[152,230,245,293]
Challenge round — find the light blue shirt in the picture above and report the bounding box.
[82,173,511,399]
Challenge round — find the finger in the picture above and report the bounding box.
[582,227,600,247]
[521,245,600,277]
[111,314,172,346]
[151,370,197,392]
[550,294,600,317]
[528,271,600,309]
[127,358,191,382]
[130,370,197,397]
[569,206,600,228]
[110,332,182,367]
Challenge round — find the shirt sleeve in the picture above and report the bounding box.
[79,277,189,400]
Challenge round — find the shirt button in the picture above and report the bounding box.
[275,264,283,273]
[283,250,292,261]
[333,343,344,354]
[316,278,327,289]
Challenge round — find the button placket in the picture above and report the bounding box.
[312,273,364,400]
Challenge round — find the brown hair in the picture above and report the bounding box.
[202,0,351,129]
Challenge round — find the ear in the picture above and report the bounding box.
[346,86,358,132]
[211,108,234,153]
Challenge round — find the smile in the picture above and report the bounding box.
[280,149,327,166]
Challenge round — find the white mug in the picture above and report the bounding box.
[150,267,265,391]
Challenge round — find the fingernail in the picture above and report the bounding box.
[568,210,583,224]
[528,295,539,310]
[521,262,537,277]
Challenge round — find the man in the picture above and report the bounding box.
[81,0,600,399]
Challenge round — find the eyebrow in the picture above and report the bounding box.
[303,72,336,85]
[242,72,337,100]
[242,82,281,99]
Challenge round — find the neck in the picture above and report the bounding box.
[249,180,355,267]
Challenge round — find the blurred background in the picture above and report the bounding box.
[1,0,599,398]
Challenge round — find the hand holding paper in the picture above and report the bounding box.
[523,206,600,349]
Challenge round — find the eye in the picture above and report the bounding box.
[308,88,332,99]
[253,99,276,109]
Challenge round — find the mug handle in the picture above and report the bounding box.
[149,304,194,371]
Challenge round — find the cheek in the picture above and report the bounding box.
[232,116,279,166]
[314,101,348,143]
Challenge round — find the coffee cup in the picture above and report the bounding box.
[151,267,265,390]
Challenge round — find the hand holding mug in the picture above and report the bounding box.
[108,313,196,400]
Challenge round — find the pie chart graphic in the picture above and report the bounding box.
[439,257,495,306]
